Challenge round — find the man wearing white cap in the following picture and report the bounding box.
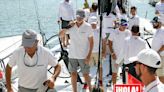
[88,16,106,67]
[128,6,140,31]
[129,49,164,92]
[59,9,93,92]
[88,16,106,86]
[5,29,61,92]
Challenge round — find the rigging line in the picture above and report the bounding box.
[33,0,46,44]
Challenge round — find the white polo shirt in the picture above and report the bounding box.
[92,28,106,53]
[103,13,117,36]
[156,2,164,14]
[58,1,75,21]
[108,28,131,57]
[155,2,164,24]
[103,13,117,28]
[151,28,164,56]
[67,22,93,59]
[115,36,147,64]
[8,45,58,89]
[128,15,140,31]
[144,77,164,92]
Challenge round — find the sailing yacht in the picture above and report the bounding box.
[0,0,155,92]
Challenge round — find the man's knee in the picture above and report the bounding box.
[83,73,90,77]
[71,72,77,76]
[112,73,117,78]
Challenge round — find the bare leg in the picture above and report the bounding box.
[99,64,103,86]
[71,72,77,92]
[83,73,92,92]
[112,73,117,86]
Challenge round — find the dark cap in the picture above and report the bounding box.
[131,25,139,33]
[120,19,128,26]
[76,9,85,18]
[22,29,38,47]
[151,16,161,23]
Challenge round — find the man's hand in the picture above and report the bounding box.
[57,20,61,24]
[102,52,106,59]
[114,63,118,67]
[69,21,76,27]
[111,53,117,60]
[84,57,90,65]
[44,77,55,89]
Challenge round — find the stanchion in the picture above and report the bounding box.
[125,67,129,84]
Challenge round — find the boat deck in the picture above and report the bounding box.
[0,17,154,92]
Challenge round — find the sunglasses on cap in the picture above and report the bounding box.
[121,23,128,26]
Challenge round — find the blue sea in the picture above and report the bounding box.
[0,0,155,38]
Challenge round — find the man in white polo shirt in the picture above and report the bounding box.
[59,9,93,92]
[58,0,75,47]
[58,0,75,28]
[129,49,164,92]
[155,0,164,26]
[5,30,61,92]
[115,25,147,84]
[88,16,106,67]
[108,19,131,86]
[128,6,140,31]
[151,16,164,83]
[88,16,106,86]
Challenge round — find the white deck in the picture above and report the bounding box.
[0,17,154,92]
[0,36,22,59]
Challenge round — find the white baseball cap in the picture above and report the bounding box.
[88,16,97,24]
[129,49,161,68]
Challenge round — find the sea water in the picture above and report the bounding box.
[0,0,155,38]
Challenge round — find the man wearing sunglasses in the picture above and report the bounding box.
[115,25,147,84]
[5,30,61,92]
[107,19,131,86]
[151,16,164,83]
[129,49,164,92]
